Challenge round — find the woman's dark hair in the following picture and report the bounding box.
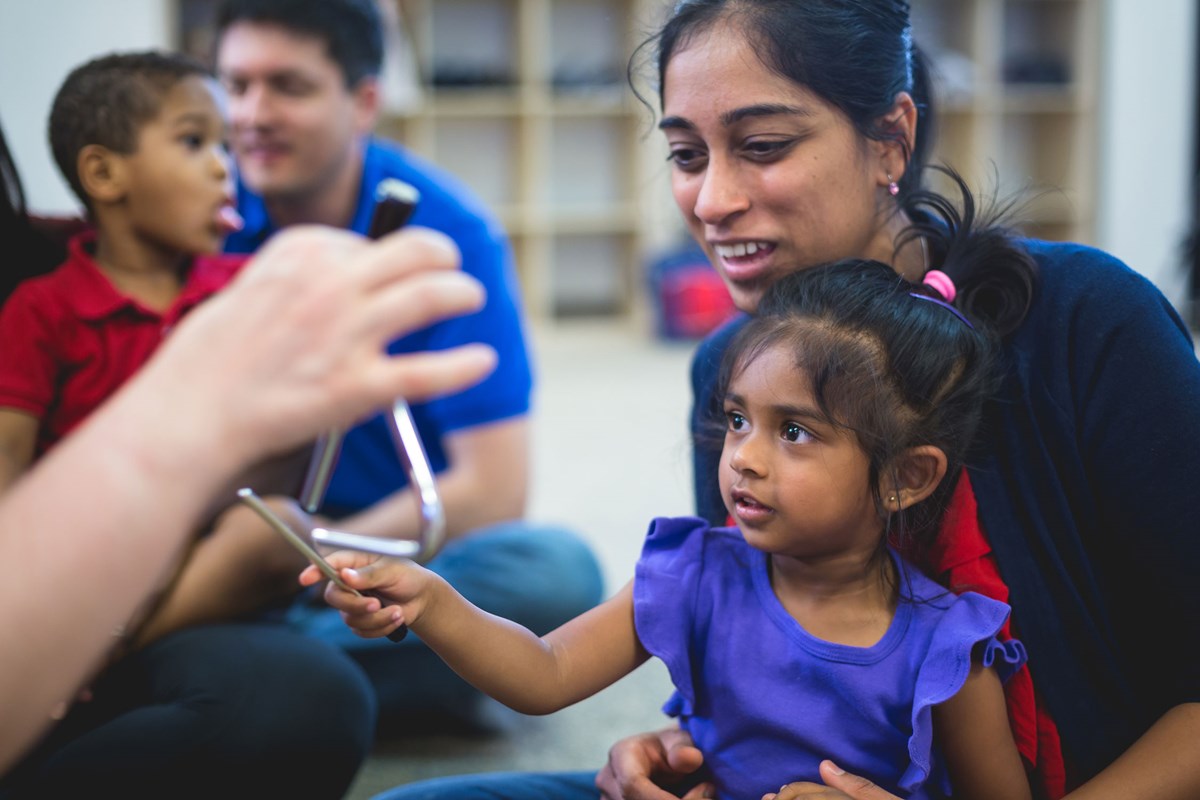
[630,0,934,199]
[900,167,1038,338]
[712,169,1035,559]
[1,121,64,305]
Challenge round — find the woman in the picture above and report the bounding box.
[377,1,1200,798]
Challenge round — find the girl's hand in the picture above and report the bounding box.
[761,762,901,800]
[298,550,435,638]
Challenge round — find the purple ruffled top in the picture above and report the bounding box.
[634,517,1026,800]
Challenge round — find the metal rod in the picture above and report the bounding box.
[237,488,360,595]
[298,428,343,513]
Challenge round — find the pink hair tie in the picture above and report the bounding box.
[922,269,956,302]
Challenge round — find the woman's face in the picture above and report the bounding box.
[661,29,898,312]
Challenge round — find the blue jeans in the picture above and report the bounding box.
[372,770,600,800]
[285,521,605,732]
[0,624,375,799]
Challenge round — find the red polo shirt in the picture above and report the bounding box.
[0,231,246,456]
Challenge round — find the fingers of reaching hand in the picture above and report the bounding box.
[353,227,461,289]
[268,229,495,408]
[362,269,484,340]
[369,345,497,408]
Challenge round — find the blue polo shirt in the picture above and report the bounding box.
[226,138,532,516]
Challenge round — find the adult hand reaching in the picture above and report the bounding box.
[0,225,495,772]
[596,726,713,800]
[145,225,496,468]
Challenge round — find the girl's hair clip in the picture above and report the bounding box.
[922,269,956,302]
[910,293,974,329]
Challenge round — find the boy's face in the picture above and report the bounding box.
[216,21,378,205]
[121,76,235,255]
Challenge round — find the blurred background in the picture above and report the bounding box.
[2,0,1198,326]
[2,2,1197,795]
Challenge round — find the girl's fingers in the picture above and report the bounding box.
[339,607,404,639]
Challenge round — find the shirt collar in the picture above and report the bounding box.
[60,231,136,321]
[233,138,382,241]
[61,230,238,322]
[348,139,384,236]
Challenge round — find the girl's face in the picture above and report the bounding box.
[719,343,883,560]
[661,29,899,313]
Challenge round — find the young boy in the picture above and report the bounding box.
[0,51,243,490]
[0,52,305,648]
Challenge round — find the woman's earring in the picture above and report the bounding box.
[888,494,898,505]
[887,174,900,196]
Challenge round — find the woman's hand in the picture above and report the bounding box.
[762,762,901,800]
[595,726,713,799]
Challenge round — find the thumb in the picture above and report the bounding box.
[666,742,705,774]
[664,727,705,773]
[321,547,380,571]
[818,761,898,800]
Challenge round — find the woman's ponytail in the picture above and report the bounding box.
[899,166,1038,338]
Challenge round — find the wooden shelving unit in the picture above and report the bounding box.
[382,0,678,320]
[913,0,1100,244]
[178,0,1101,317]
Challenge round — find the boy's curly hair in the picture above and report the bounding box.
[48,51,210,209]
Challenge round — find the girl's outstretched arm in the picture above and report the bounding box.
[934,661,1032,800]
[310,555,648,715]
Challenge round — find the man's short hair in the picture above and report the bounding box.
[48,51,209,208]
[215,0,384,87]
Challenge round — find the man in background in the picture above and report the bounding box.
[212,0,604,734]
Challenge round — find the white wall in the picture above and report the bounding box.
[0,0,172,215]
[1097,0,1197,309]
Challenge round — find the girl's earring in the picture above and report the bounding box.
[888,494,898,505]
[887,174,900,196]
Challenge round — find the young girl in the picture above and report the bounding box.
[310,199,1035,800]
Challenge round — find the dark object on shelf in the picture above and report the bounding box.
[551,67,624,91]
[1003,54,1070,85]
[430,67,515,88]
